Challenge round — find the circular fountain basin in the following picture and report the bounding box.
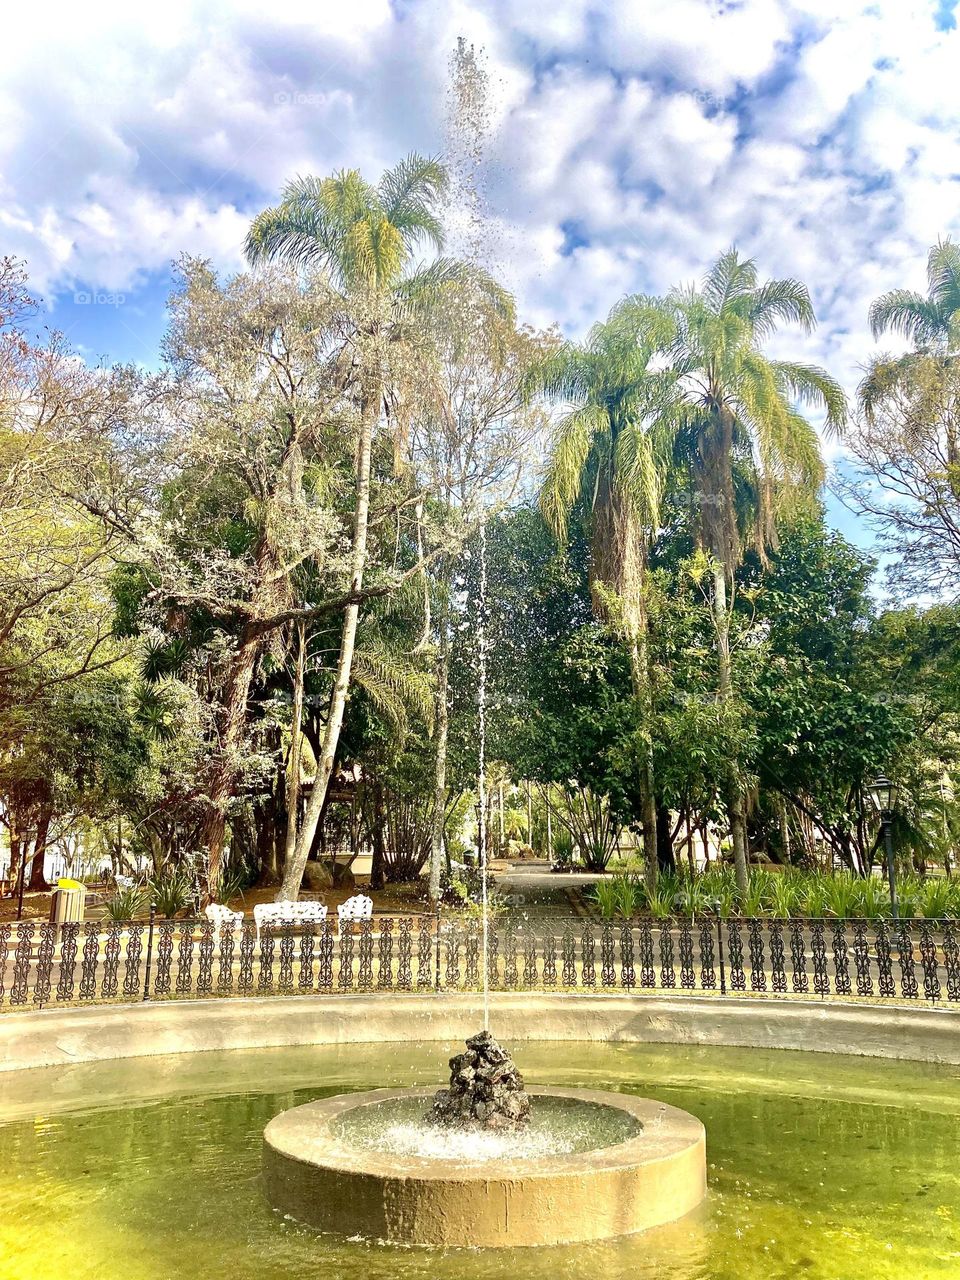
[262,1086,706,1248]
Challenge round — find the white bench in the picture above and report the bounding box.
[204,903,244,931]
[337,894,373,932]
[254,900,328,940]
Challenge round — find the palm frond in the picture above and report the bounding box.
[526,342,592,404]
[771,360,848,435]
[540,404,606,542]
[702,247,757,313]
[389,258,510,325]
[613,419,661,531]
[927,237,960,305]
[868,288,944,344]
[748,278,816,338]
[245,177,337,269]
[378,153,448,254]
[352,633,435,738]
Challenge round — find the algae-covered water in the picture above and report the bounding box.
[1,1039,958,1279]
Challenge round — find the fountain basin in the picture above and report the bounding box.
[262,1086,706,1248]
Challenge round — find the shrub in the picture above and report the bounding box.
[918,877,955,919]
[104,884,148,922]
[673,871,711,919]
[590,877,620,920]
[740,870,774,917]
[822,872,863,919]
[699,865,738,918]
[551,830,575,868]
[580,839,614,872]
[590,871,643,919]
[769,871,803,919]
[149,867,193,919]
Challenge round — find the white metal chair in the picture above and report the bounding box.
[253,899,328,941]
[204,903,243,931]
[336,894,373,934]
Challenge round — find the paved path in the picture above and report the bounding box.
[493,862,602,916]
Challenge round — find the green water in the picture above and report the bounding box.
[1,1039,959,1279]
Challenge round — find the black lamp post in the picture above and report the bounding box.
[867,774,899,920]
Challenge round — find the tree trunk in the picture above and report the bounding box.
[279,388,377,901]
[283,622,306,875]
[628,625,659,897]
[428,619,450,901]
[370,780,386,891]
[27,810,51,891]
[655,803,675,873]
[685,807,696,875]
[713,561,749,892]
[201,624,262,899]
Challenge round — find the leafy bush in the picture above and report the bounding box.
[590,877,620,920]
[590,871,644,919]
[644,883,675,919]
[584,863,959,920]
[104,884,148,922]
[551,830,575,868]
[856,874,890,920]
[580,839,614,872]
[149,867,193,919]
[218,855,257,904]
[440,862,503,918]
[768,870,803,919]
[918,876,956,919]
[699,865,738,918]
[822,872,863,919]
[673,871,711,919]
[740,869,774,917]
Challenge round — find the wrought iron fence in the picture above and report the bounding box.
[1,913,958,1009]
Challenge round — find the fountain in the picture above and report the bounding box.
[261,1030,707,1247]
[259,45,706,1241]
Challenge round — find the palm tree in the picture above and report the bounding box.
[246,154,454,901]
[663,249,846,889]
[535,297,676,893]
[868,238,960,351]
[863,238,960,468]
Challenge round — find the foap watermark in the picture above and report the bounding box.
[274,90,325,107]
[667,492,726,509]
[690,88,728,115]
[74,289,125,307]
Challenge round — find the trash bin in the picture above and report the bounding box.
[49,878,86,929]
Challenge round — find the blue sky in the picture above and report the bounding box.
[4,0,960,556]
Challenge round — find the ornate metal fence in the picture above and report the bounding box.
[1,914,958,1009]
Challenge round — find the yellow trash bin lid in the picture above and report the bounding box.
[57,878,84,891]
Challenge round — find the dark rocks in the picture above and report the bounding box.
[428,1030,531,1131]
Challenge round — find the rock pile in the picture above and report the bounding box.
[428,1030,532,1131]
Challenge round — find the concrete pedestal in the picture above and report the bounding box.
[262,1086,706,1248]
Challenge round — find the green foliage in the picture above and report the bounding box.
[550,829,575,868]
[590,871,645,919]
[148,866,193,919]
[104,883,148,922]
[586,865,960,920]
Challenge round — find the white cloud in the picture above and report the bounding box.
[1,0,959,478]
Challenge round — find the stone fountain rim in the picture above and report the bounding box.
[263,1085,702,1181]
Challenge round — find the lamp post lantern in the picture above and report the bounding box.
[867,774,900,920]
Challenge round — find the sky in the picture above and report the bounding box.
[3,0,960,552]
